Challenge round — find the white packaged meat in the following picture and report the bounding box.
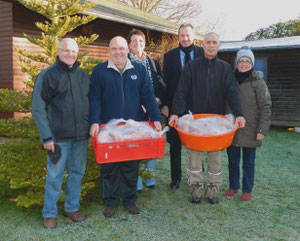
[177,114,237,136]
[97,119,168,143]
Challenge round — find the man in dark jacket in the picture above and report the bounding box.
[32,38,90,228]
[169,32,246,204]
[89,36,161,218]
[161,24,204,190]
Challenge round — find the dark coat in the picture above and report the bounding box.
[171,56,243,117]
[162,46,204,112]
[147,56,165,103]
[32,58,90,143]
[89,60,161,125]
[231,71,272,147]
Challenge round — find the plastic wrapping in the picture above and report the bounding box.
[97,119,168,143]
[177,114,237,136]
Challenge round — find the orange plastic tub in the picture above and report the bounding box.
[170,114,241,152]
[92,121,165,164]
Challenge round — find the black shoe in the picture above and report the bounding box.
[208,197,219,204]
[190,196,202,203]
[170,181,180,190]
[146,185,155,189]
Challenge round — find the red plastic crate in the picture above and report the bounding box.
[92,122,165,164]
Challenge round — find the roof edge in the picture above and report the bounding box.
[86,0,178,34]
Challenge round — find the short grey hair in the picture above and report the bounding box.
[204,32,220,41]
[58,38,79,51]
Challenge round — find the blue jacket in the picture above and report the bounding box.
[89,59,161,125]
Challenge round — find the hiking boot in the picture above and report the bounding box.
[241,192,251,202]
[124,205,140,215]
[103,206,116,218]
[208,197,219,204]
[205,183,219,204]
[224,189,238,197]
[190,184,203,203]
[63,211,86,222]
[43,218,56,229]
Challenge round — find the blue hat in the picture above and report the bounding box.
[236,46,255,66]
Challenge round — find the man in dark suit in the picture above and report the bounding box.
[161,24,204,189]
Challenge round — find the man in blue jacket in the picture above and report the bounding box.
[89,36,162,218]
[32,38,90,228]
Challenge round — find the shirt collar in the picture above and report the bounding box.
[107,59,134,73]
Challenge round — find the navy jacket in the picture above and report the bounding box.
[89,60,161,125]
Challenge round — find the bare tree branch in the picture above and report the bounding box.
[118,0,202,24]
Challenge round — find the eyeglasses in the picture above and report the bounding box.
[238,60,252,65]
[131,39,145,44]
[58,48,78,54]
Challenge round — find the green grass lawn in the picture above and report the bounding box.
[0,127,299,241]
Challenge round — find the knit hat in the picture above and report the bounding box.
[236,46,255,66]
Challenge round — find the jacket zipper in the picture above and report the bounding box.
[206,60,211,110]
[120,72,125,118]
[68,72,77,139]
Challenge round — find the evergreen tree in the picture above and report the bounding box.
[0,0,101,208]
[245,19,300,40]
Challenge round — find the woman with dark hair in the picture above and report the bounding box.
[127,29,165,192]
[224,46,272,201]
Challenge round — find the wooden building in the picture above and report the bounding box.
[219,36,300,127]
[0,0,178,91]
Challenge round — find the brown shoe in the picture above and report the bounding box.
[63,211,86,222]
[124,205,140,215]
[43,218,56,229]
[103,206,116,217]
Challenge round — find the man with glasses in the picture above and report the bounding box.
[32,38,90,228]
[169,32,246,204]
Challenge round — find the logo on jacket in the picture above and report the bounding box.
[131,75,137,80]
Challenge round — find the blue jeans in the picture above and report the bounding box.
[42,140,88,218]
[137,159,156,191]
[226,146,256,193]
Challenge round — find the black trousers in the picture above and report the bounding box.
[167,127,182,183]
[100,160,139,207]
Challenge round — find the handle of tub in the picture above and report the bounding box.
[92,135,98,149]
[169,123,177,129]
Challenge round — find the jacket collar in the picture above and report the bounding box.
[203,55,217,64]
[56,56,80,71]
[107,59,134,73]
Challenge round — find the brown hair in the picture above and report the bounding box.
[127,29,146,43]
[178,24,194,35]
